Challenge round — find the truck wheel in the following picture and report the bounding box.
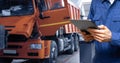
[74,35,79,51]
[0,58,13,63]
[43,40,58,63]
[67,36,75,54]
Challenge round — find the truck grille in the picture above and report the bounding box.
[28,52,38,56]
[3,53,19,56]
[8,35,27,42]
[7,45,22,49]
[5,26,15,32]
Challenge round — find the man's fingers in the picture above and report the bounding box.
[80,32,94,42]
[88,29,105,34]
[92,33,105,38]
[98,25,105,29]
[93,35,103,42]
[84,36,94,42]
[81,32,87,35]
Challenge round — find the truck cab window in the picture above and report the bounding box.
[38,0,47,11]
[37,0,65,11]
[50,0,65,10]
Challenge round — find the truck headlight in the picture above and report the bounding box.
[30,44,42,49]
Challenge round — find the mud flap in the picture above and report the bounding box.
[79,41,95,63]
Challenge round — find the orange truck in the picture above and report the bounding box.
[0,0,81,63]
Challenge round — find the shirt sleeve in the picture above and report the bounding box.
[110,32,120,46]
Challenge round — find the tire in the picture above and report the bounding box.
[42,40,58,63]
[0,58,13,63]
[74,35,79,51]
[67,35,75,54]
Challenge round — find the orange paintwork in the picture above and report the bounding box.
[0,0,80,59]
[0,0,51,59]
[0,15,35,38]
[0,39,51,59]
[38,8,70,36]
[38,0,81,36]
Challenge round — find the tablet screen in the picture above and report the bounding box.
[70,20,98,32]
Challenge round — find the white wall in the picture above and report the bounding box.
[67,0,92,19]
[83,0,92,2]
[79,0,92,19]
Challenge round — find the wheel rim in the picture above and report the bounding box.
[51,42,58,63]
[71,36,75,51]
[74,35,79,51]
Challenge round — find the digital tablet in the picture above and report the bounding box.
[70,20,98,34]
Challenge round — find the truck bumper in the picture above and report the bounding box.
[0,39,51,59]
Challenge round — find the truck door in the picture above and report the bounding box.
[37,0,70,36]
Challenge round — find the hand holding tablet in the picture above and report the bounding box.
[70,20,99,34]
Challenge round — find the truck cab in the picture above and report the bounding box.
[0,0,81,63]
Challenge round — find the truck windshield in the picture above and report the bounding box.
[0,0,34,16]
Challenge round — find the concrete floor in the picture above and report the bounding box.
[12,50,80,63]
[57,51,79,63]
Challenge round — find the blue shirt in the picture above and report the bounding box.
[88,0,120,63]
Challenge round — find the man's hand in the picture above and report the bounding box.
[88,25,112,42]
[80,31,94,42]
